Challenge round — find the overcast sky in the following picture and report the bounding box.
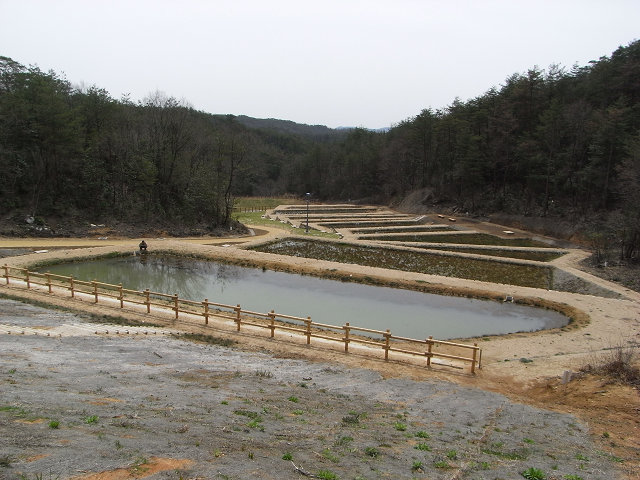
[1,0,638,129]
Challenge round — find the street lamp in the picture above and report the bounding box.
[305,192,311,233]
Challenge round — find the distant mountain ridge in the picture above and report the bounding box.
[230,115,346,139]
[228,115,388,138]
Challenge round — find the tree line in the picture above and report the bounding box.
[0,58,310,230]
[290,40,640,260]
[0,40,638,258]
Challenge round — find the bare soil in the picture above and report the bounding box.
[0,299,631,480]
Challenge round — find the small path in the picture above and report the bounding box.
[549,249,640,302]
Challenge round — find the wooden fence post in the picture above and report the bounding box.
[343,323,350,353]
[46,273,52,293]
[145,289,150,313]
[269,310,276,338]
[25,270,30,289]
[235,304,241,331]
[305,317,311,345]
[2,265,8,284]
[173,294,179,319]
[203,299,209,325]
[70,276,75,297]
[383,329,391,361]
[426,336,433,368]
[118,284,124,308]
[92,281,98,303]
[471,343,478,374]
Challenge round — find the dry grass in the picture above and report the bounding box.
[580,344,640,387]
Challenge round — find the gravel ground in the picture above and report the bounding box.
[0,299,623,480]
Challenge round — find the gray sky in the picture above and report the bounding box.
[1,0,638,129]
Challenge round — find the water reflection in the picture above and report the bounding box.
[43,254,568,339]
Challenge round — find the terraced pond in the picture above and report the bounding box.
[405,245,564,262]
[364,233,551,247]
[251,238,553,289]
[352,226,455,234]
[320,220,424,228]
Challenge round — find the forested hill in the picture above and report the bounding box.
[0,40,639,258]
[231,115,348,140]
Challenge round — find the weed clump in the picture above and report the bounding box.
[580,345,640,386]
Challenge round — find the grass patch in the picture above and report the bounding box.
[521,467,546,479]
[315,470,338,480]
[341,413,360,425]
[85,314,163,328]
[394,422,407,431]
[353,226,456,234]
[234,211,338,238]
[0,405,28,416]
[482,447,529,460]
[366,233,550,247]
[321,448,340,463]
[320,220,423,229]
[175,332,236,347]
[233,409,261,420]
[364,446,379,458]
[413,245,564,262]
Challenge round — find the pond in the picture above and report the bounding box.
[42,255,568,340]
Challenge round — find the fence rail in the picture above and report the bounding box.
[232,205,269,213]
[2,264,481,373]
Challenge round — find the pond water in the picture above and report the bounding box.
[43,255,568,340]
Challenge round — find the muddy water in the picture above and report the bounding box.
[43,254,568,339]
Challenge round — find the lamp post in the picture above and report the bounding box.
[305,192,311,233]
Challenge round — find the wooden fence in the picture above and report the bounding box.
[2,264,481,373]
[232,206,269,213]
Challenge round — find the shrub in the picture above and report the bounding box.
[364,447,379,458]
[581,344,639,385]
[521,467,546,480]
[316,469,338,479]
[394,422,407,431]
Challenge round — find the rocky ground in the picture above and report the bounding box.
[0,299,624,480]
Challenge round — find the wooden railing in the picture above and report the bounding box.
[232,205,269,213]
[2,264,481,373]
